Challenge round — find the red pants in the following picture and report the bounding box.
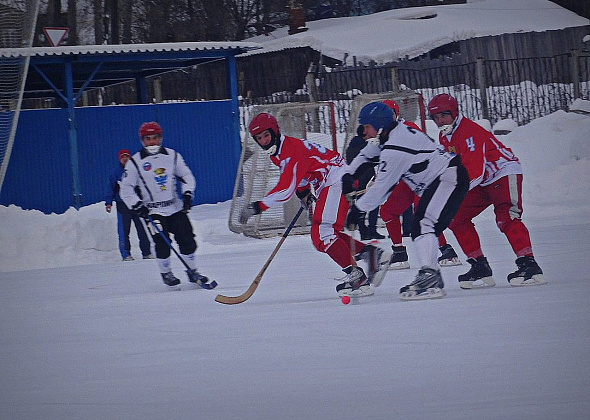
[310,183,366,268]
[448,174,533,258]
[380,181,448,246]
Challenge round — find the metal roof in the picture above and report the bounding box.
[0,41,261,58]
[0,41,261,103]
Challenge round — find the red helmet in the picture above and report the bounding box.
[117,149,131,160]
[138,121,162,138]
[427,94,459,119]
[248,113,279,137]
[248,113,281,154]
[382,100,400,118]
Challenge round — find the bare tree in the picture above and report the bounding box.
[93,0,104,44]
[67,0,77,44]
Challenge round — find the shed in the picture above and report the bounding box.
[0,41,260,213]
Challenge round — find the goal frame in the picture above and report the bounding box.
[229,101,338,238]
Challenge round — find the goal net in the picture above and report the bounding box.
[0,0,40,194]
[229,102,337,238]
[342,90,426,152]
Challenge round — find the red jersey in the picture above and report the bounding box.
[259,135,345,211]
[439,115,521,189]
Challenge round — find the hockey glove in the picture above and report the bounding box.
[131,201,150,219]
[239,201,262,224]
[296,189,316,210]
[345,204,364,231]
[182,192,193,213]
[341,173,358,203]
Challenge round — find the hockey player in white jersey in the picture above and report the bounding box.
[345,102,469,300]
[120,121,214,288]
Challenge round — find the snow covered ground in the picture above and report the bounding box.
[0,106,589,419]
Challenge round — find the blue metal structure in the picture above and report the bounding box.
[0,42,259,213]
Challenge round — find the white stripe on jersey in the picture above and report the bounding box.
[355,123,455,213]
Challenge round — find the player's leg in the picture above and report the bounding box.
[311,186,371,296]
[488,175,546,286]
[380,182,414,269]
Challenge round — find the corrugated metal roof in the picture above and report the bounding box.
[0,41,262,58]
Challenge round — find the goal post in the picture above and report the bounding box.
[229,102,337,238]
[0,0,40,194]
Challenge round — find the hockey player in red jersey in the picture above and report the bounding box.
[428,93,547,288]
[377,100,461,269]
[240,113,391,298]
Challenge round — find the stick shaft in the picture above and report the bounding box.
[215,206,305,305]
[147,216,191,271]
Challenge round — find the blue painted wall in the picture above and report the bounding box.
[0,101,241,214]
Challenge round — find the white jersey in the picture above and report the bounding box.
[120,146,195,217]
[355,122,456,213]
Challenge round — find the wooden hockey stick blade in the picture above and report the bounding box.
[215,206,304,305]
[214,235,287,305]
[214,273,263,305]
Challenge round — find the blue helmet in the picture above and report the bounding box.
[358,102,394,132]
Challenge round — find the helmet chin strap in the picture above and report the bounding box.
[264,144,277,156]
[439,117,458,135]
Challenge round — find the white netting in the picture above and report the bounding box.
[229,102,337,238]
[0,0,40,193]
[342,90,425,152]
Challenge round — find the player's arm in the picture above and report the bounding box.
[260,150,312,210]
[454,131,486,190]
[344,143,380,175]
[355,148,406,213]
[119,160,143,211]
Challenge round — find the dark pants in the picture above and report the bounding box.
[116,201,152,259]
[412,159,469,240]
[149,211,197,259]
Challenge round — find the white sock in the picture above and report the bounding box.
[157,257,172,274]
[181,253,197,270]
[413,233,439,270]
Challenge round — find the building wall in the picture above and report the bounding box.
[1,100,241,214]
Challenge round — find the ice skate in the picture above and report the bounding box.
[458,256,495,289]
[388,245,410,270]
[508,256,547,286]
[438,244,461,267]
[161,272,181,287]
[355,244,391,287]
[336,266,373,297]
[186,269,217,289]
[367,229,385,240]
[400,267,445,300]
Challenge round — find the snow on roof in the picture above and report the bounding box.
[0,41,262,58]
[243,0,588,64]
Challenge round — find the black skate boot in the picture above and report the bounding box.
[359,223,371,241]
[368,229,385,240]
[507,256,547,286]
[336,266,372,297]
[438,244,461,267]
[388,245,410,270]
[161,272,181,287]
[355,244,391,287]
[186,269,218,290]
[399,267,445,300]
[458,256,495,289]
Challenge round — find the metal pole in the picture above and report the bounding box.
[64,59,82,209]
